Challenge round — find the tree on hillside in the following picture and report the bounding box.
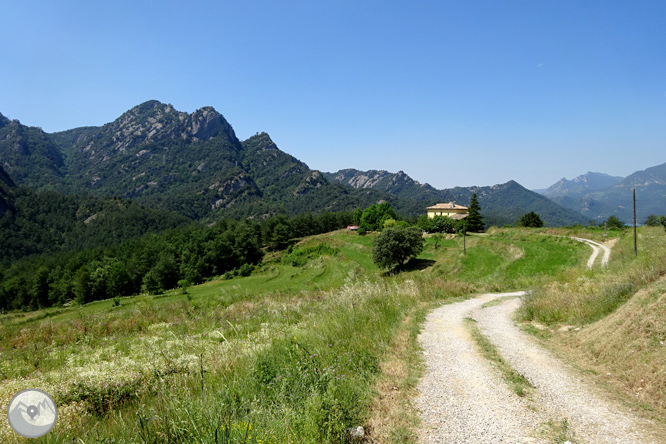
[465,193,484,232]
[644,214,666,227]
[518,211,544,228]
[360,202,398,232]
[602,215,626,229]
[372,226,425,271]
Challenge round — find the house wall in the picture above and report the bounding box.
[427,209,467,219]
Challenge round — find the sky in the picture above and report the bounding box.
[1,0,665,190]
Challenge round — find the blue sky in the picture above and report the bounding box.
[1,0,665,190]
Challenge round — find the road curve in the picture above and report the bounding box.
[416,294,665,443]
[572,237,611,268]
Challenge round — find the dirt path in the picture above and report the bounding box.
[572,237,611,268]
[415,293,665,443]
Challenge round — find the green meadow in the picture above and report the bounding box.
[2,227,656,443]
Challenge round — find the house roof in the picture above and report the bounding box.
[449,213,468,221]
[427,202,468,211]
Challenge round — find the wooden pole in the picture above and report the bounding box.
[633,188,637,257]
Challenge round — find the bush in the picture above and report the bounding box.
[177,279,192,294]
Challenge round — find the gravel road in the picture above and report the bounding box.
[415,293,665,444]
[572,237,611,268]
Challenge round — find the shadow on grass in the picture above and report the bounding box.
[382,258,437,276]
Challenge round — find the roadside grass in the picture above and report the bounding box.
[0,228,594,442]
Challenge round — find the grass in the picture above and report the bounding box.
[0,227,641,442]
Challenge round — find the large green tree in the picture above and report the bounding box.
[360,202,398,232]
[465,193,484,232]
[372,226,425,271]
[518,211,544,228]
[602,215,626,229]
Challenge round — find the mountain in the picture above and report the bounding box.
[540,172,624,198]
[1,101,590,226]
[325,169,590,227]
[0,112,65,190]
[0,164,16,215]
[545,163,666,223]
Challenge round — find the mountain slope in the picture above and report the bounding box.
[0,113,65,190]
[326,168,590,227]
[541,172,624,198]
[546,163,666,223]
[1,101,592,226]
[0,164,16,215]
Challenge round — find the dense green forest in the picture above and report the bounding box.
[0,210,353,311]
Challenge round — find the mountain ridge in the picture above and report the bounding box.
[1,100,591,226]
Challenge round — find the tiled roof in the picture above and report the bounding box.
[427,202,468,210]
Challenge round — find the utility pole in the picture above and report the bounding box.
[633,188,637,257]
[604,221,607,237]
[463,223,467,255]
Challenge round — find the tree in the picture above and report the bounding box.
[360,203,398,232]
[419,215,456,234]
[372,226,425,271]
[644,214,666,227]
[602,215,626,229]
[465,193,484,232]
[518,212,544,228]
[353,208,363,225]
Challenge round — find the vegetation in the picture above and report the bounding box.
[601,215,626,229]
[359,202,398,232]
[518,211,544,228]
[417,215,459,233]
[0,226,603,442]
[465,193,484,232]
[644,214,666,228]
[372,226,425,271]
[0,211,353,311]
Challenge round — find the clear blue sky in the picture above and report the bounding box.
[1,0,665,190]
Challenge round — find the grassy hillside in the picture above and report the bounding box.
[1,227,662,442]
[519,226,666,421]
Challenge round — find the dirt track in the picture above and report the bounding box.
[415,237,664,443]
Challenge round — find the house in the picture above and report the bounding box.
[426,202,468,220]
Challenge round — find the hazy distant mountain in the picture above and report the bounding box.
[548,163,666,223]
[540,172,624,198]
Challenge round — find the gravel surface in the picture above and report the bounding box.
[415,293,665,444]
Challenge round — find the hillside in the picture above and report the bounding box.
[0,165,15,216]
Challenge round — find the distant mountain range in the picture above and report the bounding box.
[1,100,596,227]
[536,166,666,223]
